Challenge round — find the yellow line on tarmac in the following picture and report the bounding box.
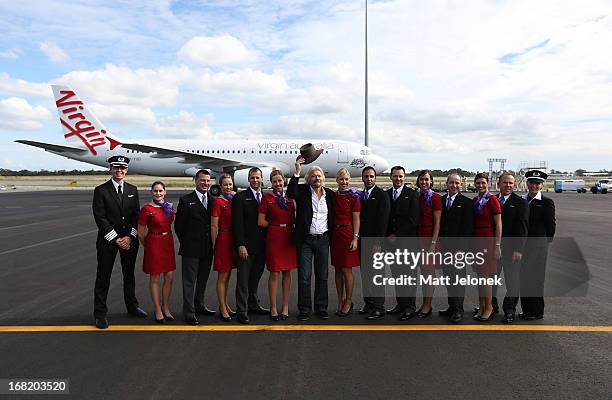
[0,325,611,332]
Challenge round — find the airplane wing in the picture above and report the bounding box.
[15,140,88,155]
[121,143,266,170]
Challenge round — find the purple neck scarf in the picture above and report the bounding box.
[221,191,236,202]
[339,187,362,200]
[474,191,490,215]
[421,188,434,207]
[153,199,175,217]
[274,190,289,209]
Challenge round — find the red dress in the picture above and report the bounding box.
[259,193,297,272]
[472,194,501,276]
[417,191,442,272]
[138,205,176,275]
[331,191,361,268]
[211,196,237,272]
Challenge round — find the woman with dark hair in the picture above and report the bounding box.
[258,170,297,321]
[472,172,502,321]
[331,168,361,317]
[137,181,176,323]
[415,170,442,318]
[211,173,238,322]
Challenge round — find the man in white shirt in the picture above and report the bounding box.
[287,158,335,321]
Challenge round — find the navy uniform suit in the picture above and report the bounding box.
[439,192,473,313]
[496,192,529,315]
[232,187,267,315]
[520,193,555,317]
[92,179,140,318]
[359,185,390,313]
[174,190,215,318]
[386,185,420,313]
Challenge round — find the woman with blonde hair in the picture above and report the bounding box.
[331,168,361,316]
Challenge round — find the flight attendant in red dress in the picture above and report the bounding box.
[211,174,238,322]
[415,170,442,318]
[331,168,361,317]
[472,172,502,322]
[137,181,176,323]
[258,170,297,321]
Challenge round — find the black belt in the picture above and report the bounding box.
[149,231,170,236]
[219,229,232,233]
[308,232,328,238]
[418,224,433,228]
[334,224,351,228]
[475,225,493,229]
[270,224,290,227]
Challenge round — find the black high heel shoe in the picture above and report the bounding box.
[227,308,237,318]
[280,313,289,320]
[218,307,232,322]
[154,313,165,324]
[269,312,280,321]
[417,308,432,318]
[337,302,354,317]
[163,312,175,322]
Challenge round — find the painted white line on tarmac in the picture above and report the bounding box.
[0,230,97,256]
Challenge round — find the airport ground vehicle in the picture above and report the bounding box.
[554,179,586,193]
[590,179,610,194]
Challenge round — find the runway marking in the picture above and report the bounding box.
[0,215,91,231]
[0,229,97,256]
[0,325,611,333]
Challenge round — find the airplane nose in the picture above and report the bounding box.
[371,155,390,174]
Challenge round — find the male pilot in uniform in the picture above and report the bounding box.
[92,156,147,329]
[520,170,555,320]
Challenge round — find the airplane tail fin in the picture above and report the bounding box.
[51,85,122,156]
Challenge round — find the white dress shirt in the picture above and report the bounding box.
[309,187,328,234]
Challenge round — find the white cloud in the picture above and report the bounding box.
[0,97,52,131]
[264,115,355,140]
[0,73,51,98]
[55,63,192,107]
[152,111,213,139]
[0,48,22,59]
[39,42,69,63]
[179,35,256,66]
[197,68,288,97]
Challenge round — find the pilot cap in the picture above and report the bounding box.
[108,155,130,168]
[525,169,547,182]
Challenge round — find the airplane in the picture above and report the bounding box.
[16,85,390,195]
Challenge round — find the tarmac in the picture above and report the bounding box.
[0,189,610,399]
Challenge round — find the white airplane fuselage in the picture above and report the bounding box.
[55,139,388,178]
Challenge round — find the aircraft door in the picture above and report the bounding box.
[338,143,348,163]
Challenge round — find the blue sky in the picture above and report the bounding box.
[1,0,612,172]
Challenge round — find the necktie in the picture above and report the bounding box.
[500,195,506,206]
[393,188,399,201]
[202,194,208,209]
[117,185,123,206]
[256,191,261,204]
[446,196,452,209]
[365,189,369,200]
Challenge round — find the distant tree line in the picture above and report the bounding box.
[1,169,108,176]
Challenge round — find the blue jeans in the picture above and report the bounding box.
[297,233,330,313]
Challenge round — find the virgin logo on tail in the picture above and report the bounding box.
[55,89,121,155]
